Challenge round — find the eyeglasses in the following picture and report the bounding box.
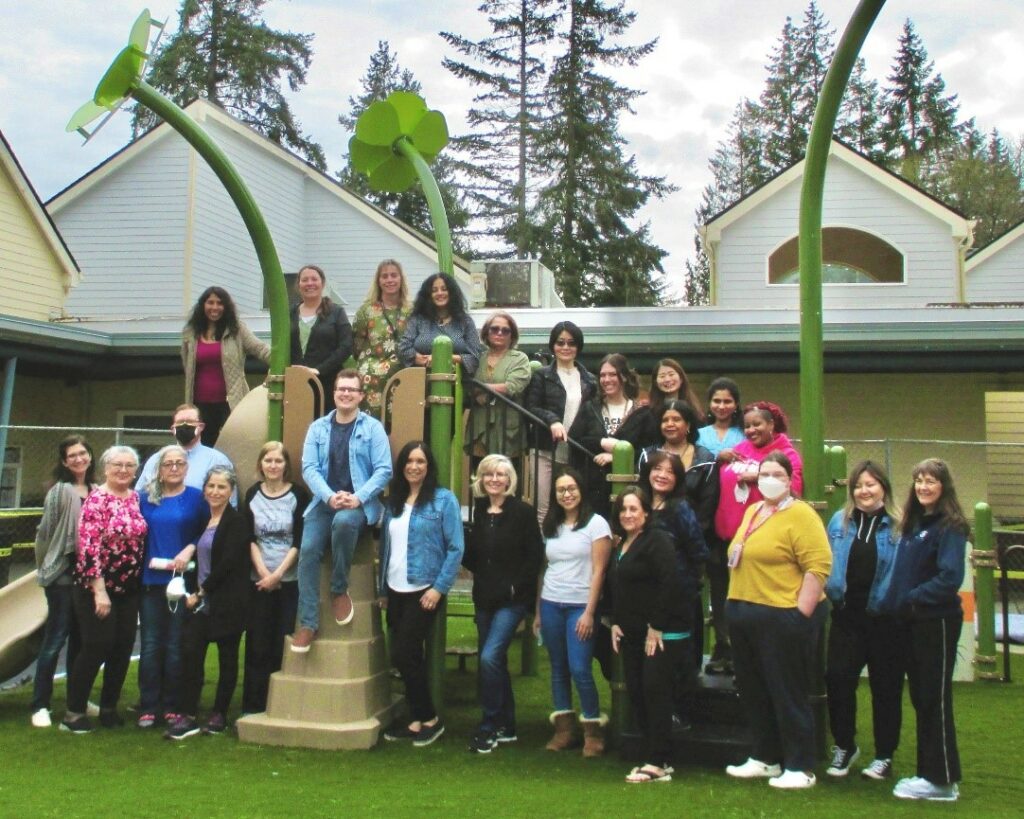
[334,386,362,395]
[554,339,577,348]
[488,326,512,336]
[161,461,187,470]
[108,462,137,471]
[555,486,579,496]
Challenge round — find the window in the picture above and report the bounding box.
[768,227,904,285]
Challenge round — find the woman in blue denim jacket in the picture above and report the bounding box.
[823,460,905,782]
[378,441,464,747]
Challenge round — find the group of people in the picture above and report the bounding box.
[31,262,968,801]
[32,409,311,740]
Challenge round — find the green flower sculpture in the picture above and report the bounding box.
[349,91,453,275]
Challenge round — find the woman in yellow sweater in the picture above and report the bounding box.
[724,451,832,790]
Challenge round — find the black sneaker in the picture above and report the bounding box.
[204,712,227,734]
[164,717,202,741]
[826,745,860,777]
[383,720,418,741]
[468,730,497,754]
[413,720,445,747]
[862,758,894,780]
[494,727,518,744]
[60,715,93,734]
[98,709,124,728]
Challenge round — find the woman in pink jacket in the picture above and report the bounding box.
[708,401,803,674]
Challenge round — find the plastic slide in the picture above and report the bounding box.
[0,570,46,683]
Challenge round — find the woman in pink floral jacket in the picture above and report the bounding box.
[61,446,147,734]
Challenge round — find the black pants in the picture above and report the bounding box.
[907,615,962,784]
[180,609,242,717]
[386,588,438,723]
[195,401,230,447]
[243,581,298,713]
[621,629,681,768]
[728,599,827,772]
[66,587,139,714]
[706,536,730,653]
[825,606,907,758]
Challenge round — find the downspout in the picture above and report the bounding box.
[0,357,16,480]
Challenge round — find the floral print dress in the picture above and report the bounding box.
[352,301,410,417]
[76,490,147,594]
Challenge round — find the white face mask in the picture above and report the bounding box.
[758,475,789,501]
[166,574,187,612]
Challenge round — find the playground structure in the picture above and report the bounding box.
[0,0,1011,755]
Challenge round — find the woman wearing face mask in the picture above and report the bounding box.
[609,486,688,784]
[136,446,209,730]
[182,286,269,446]
[823,460,904,781]
[711,400,802,675]
[724,452,831,790]
[290,264,354,402]
[878,459,969,803]
[166,467,250,739]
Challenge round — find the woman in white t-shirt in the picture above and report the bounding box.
[533,467,612,757]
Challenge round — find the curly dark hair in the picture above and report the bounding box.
[412,273,468,322]
[186,286,239,340]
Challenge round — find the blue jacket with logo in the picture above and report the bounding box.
[825,509,898,613]
[378,488,465,595]
[877,514,967,621]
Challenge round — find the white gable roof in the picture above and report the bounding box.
[965,220,1024,272]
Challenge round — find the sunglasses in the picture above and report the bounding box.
[488,326,512,336]
[554,339,577,348]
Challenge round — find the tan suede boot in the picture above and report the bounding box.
[545,710,578,751]
[581,714,608,757]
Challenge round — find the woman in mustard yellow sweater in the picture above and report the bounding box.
[723,451,832,790]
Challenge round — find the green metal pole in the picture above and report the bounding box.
[131,82,288,442]
[608,440,636,744]
[972,502,998,680]
[425,334,455,712]
[393,138,453,276]
[799,0,886,522]
[827,446,847,519]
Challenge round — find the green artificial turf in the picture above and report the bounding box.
[0,619,1020,818]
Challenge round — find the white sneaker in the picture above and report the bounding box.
[893,777,959,801]
[769,769,817,789]
[726,758,782,779]
[86,701,100,717]
[31,708,52,728]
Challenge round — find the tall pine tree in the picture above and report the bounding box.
[132,0,325,170]
[533,0,674,307]
[440,0,559,257]
[338,41,471,255]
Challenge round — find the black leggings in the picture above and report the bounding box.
[180,609,242,717]
[66,587,139,714]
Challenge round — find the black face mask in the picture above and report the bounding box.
[174,424,198,446]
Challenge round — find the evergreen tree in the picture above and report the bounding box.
[132,0,325,170]
[837,58,885,161]
[338,41,471,254]
[882,19,961,182]
[533,0,674,307]
[440,0,559,257]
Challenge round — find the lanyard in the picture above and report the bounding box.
[738,496,794,545]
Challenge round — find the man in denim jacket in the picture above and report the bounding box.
[291,369,392,652]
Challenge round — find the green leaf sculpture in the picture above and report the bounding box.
[349,91,453,274]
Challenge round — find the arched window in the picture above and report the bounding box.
[768,227,904,284]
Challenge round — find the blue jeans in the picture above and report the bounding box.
[138,586,187,713]
[539,599,599,719]
[297,505,366,630]
[31,583,78,711]
[475,604,526,733]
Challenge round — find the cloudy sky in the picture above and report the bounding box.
[2,0,1022,292]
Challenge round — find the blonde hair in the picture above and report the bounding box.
[471,454,518,498]
[364,258,410,307]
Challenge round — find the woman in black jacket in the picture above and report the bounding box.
[609,486,687,784]
[290,264,354,403]
[165,467,251,739]
[463,454,543,753]
[524,321,597,525]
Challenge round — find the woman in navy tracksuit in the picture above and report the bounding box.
[879,458,968,802]
[824,461,904,781]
